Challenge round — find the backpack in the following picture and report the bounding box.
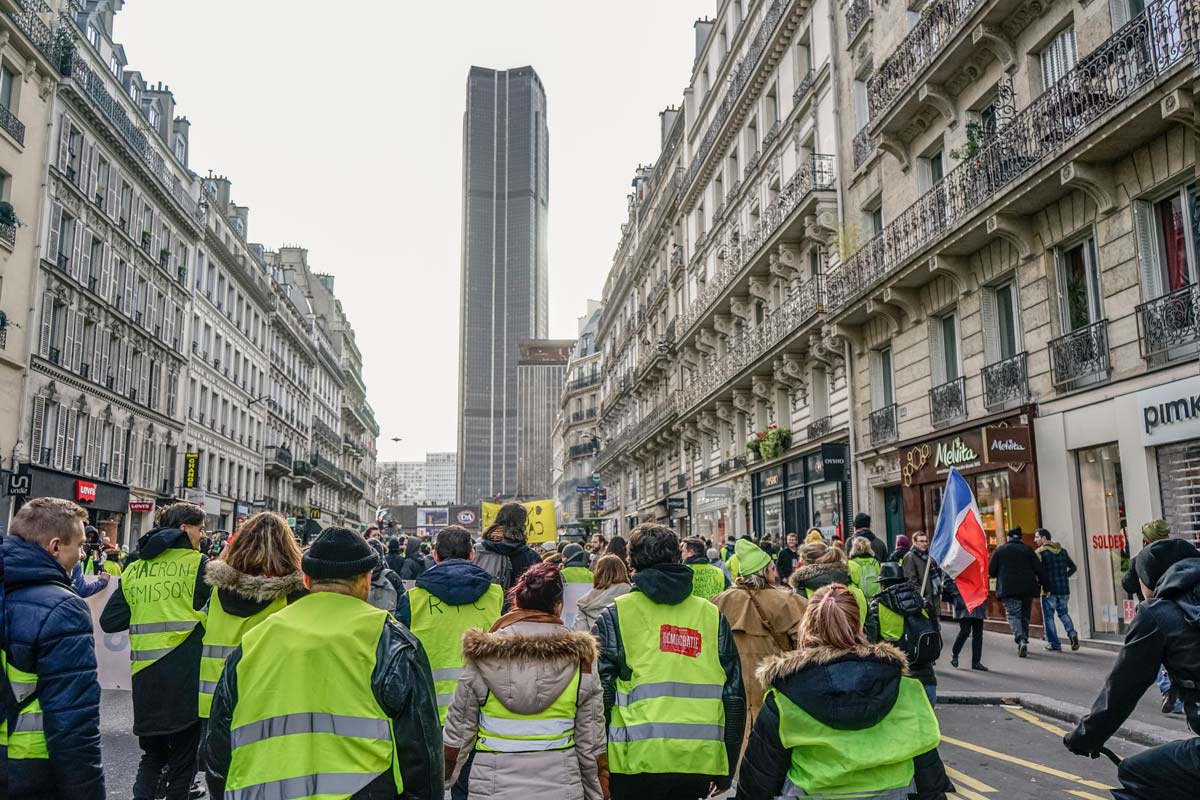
[474,543,513,589]
[852,557,882,599]
[367,570,399,614]
[873,595,942,668]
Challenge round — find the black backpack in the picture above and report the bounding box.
[872,593,943,668]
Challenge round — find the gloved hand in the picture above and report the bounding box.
[709,775,732,796]
[1063,730,1100,758]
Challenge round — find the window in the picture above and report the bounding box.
[982,279,1021,364]
[1040,27,1077,89]
[853,79,869,131]
[871,345,895,407]
[1135,185,1199,299]
[929,310,961,384]
[87,26,100,49]
[866,204,884,237]
[1057,236,1103,332]
[0,66,14,111]
[129,84,140,104]
[147,105,159,128]
[919,147,945,192]
[109,56,120,78]
[1111,0,1146,30]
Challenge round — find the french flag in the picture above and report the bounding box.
[930,467,990,613]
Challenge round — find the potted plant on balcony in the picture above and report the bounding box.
[746,432,766,460]
[758,425,792,460]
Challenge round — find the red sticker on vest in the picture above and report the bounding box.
[659,625,702,657]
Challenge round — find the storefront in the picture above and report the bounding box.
[17,463,130,543]
[752,442,852,542]
[666,494,690,537]
[897,414,1040,624]
[693,485,733,543]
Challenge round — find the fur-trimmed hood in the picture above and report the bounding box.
[790,562,851,592]
[462,621,599,715]
[205,560,304,617]
[757,642,909,731]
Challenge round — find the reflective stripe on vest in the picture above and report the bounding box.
[561,566,593,584]
[408,583,503,725]
[121,547,206,676]
[607,592,727,776]
[199,589,287,719]
[689,563,725,601]
[1,651,48,760]
[476,668,579,754]
[226,592,402,798]
[773,678,940,797]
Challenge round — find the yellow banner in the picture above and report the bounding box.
[481,500,557,545]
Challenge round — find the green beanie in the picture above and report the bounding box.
[734,538,771,577]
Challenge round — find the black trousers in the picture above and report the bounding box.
[132,721,202,800]
[953,618,984,665]
[610,772,713,800]
[1113,737,1200,800]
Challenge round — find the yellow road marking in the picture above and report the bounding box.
[945,767,996,793]
[949,789,992,800]
[1007,706,1070,737]
[1066,791,1111,800]
[941,735,1115,791]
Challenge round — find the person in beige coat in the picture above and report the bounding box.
[713,538,808,740]
[573,554,632,633]
[444,561,608,800]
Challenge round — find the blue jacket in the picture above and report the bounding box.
[70,563,107,598]
[0,535,105,800]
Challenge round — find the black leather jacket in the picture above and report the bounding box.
[593,563,746,786]
[201,602,443,800]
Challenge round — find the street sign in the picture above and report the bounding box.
[6,472,30,498]
[576,485,596,493]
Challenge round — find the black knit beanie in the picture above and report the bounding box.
[302,527,379,579]
[1135,538,1200,593]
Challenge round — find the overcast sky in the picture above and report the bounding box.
[117,0,713,462]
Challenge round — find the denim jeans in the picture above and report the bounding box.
[1002,596,1032,643]
[1157,667,1184,713]
[1040,593,1076,649]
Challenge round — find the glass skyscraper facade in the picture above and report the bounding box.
[457,66,549,504]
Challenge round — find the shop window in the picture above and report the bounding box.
[1157,439,1200,543]
[1076,444,1129,637]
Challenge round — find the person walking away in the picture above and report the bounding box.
[889,534,911,564]
[789,542,867,625]
[475,503,541,599]
[198,512,305,720]
[385,537,406,574]
[851,513,889,563]
[902,531,945,621]
[561,543,593,584]
[948,573,988,671]
[775,532,801,586]
[201,526,442,799]
[684,537,730,600]
[0,498,105,800]
[100,502,210,800]
[847,536,883,599]
[408,525,504,725]
[574,555,632,633]
[736,584,954,800]
[803,528,825,546]
[1064,538,1200,800]
[605,536,628,564]
[397,535,428,581]
[595,523,745,800]
[712,539,807,744]
[708,548,733,583]
[444,562,605,800]
[865,563,942,706]
[988,527,1047,658]
[366,538,411,625]
[1034,528,1079,651]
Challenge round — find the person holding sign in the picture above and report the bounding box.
[475,503,541,601]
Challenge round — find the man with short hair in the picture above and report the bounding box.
[775,531,801,585]
[852,512,889,563]
[988,527,1047,658]
[902,531,944,618]
[595,523,745,800]
[0,497,105,800]
[683,537,729,600]
[202,527,442,799]
[1034,528,1079,652]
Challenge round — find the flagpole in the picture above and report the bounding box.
[920,550,933,606]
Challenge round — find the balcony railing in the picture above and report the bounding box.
[827,2,1194,314]
[0,222,15,248]
[265,445,292,474]
[1049,320,1110,389]
[929,376,967,427]
[344,470,366,494]
[0,103,26,145]
[310,452,342,483]
[981,351,1029,410]
[793,72,815,106]
[1136,284,1200,362]
[681,275,824,412]
[566,373,602,393]
[852,128,877,170]
[846,0,872,40]
[677,155,835,335]
[568,442,597,459]
[870,404,899,447]
[570,408,598,423]
[806,415,832,440]
[10,7,60,66]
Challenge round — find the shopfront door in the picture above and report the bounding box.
[1076,444,1130,637]
[884,486,904,550]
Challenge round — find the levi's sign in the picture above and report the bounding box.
[75,480,97,502]
[1139,375,1200,446]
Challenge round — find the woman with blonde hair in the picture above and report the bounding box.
[573,553,632,632]
[790,541,868,625]
[736,584,953,799]
[847,535,883,599]
[197,512,305,719]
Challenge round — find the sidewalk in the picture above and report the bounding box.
[937,629,1193,736]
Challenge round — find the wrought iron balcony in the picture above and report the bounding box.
[0,222,15,248]
[806,415,832,440]
[700,467,713,482]
[680,275,824,413]
[671,244,684,271]
[929,376,967,427]
[292,459,315,488]
[761,120,782,151]
[744,149,762,180]
[981,352,1029,410]
[265,445,292,476]
[846,0,872,40]
[1136,284,1200,363]
[870,404,898,447]
[344,470,366,495]
[852,128,877,171]
[827,3,1193,314]
[793,72,815,107]
[675,474,688,490]
[309,452,342,484]
[0,103,25,145]
[10,6,60,67]
[568,442,597,459]
[1049,320,1110,389]
[312,416,338,443]
[677,155,835,336]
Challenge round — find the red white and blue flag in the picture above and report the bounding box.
[930,467,990,612]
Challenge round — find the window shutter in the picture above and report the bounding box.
[63,308,76,367]
[1133,200,1163,301]
[30,396,46,463]
[57,115,71,170]
[85,416,97,475]
[140,353,150,405]
[38,295,53,358]
[107,166,119,218]
[112,424,124,480]
[46,204,63,261]
[929,318,947,385]
[125,341,133,393]
[72,312,84,371]
[981,287,1000,365]
[52,404,66,469]
[100,244,112,301]
[65,408,78,470]
[127,428,139,484]
[150,210,159,254]
[87,142,99,199]
[78,229,91,283]
[1110,0,1131,30]
[869,350,884,408]
[124,267,134,314]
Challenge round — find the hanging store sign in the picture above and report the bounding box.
[934,437,980,469]
[982,426,1032,464]
[183,453,200,488]
[128,500,155,513]
[6,471,31,498]
[1138,375,1200,446]
[820,443,848,482]
[75,480,97,502]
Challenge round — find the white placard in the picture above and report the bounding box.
[561,582,592,630]
[85,578,131,690]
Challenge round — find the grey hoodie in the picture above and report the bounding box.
[572,582,631,633]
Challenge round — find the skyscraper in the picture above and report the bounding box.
[457,66,550,504]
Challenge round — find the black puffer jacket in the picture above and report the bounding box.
[593,563,746,786]
[1067,557,1200,752]
[1,535,105,800]
[790,563,853,595]
[865,581,936,686]
[397,537,427,581]
[987,537,1046,599]
[100,527,210,736]
[201,593,443,800]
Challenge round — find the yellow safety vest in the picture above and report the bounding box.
[689,563,726,601]
[561,566,593,584]
[476,669,580,753]
[121,548,206,676]
[0,651,47,761]
[607,591,727,776]
[226,592,402,799]
[408,583,504,724]
[198,590,287,719]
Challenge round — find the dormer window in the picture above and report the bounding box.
[109,56,120,78]
[147,106,159,128]
[87,26,100,49]
[130,84,140,104]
